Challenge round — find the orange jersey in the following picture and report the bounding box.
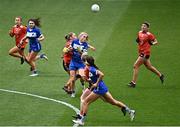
[84,65,90,79]
[137,31,155,55]
[9,25,28,48]
[63,40,73,64]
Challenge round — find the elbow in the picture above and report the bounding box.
[101,73,104,77]
[154,41,158,45]
[41,36,45,41]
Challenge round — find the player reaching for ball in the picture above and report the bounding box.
[63,32,95,97]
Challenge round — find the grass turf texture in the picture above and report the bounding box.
[0,0,180,126]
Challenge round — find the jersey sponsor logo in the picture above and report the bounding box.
[73,43,80,49]
[27,32,37,37]
[73,44,85,51]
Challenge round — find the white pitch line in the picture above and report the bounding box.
[0,88,80,114]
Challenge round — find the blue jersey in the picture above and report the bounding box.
[27,27,41,44]
[71,39,89,63]
[26,27,42,52]
[89,66,108,95]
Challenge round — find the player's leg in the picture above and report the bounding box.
[63,60,70,75]
[9,46,25,64]
[73,92,99,125]
[144,58,164,83]
[103,92,135,121]
[75,72,85,90]
[128,56,144,87]
[62,61,71,93]
[69,70,76,97]
[18,48,26,64]
[27,51,39,76]
[78,68,86,81]
[82,92,99,115]
[72,88,92,119]
[80,88,91,113]
[103,92,126,108]
[9,46,22,58]
[34,53,48,61]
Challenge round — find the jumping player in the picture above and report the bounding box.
[128,22,164,87]
[8,16,28,64]
[62,32,77,74]
[65,32,95,97]
[72,56,135,125]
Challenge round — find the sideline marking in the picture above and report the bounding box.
[0,88,80,114]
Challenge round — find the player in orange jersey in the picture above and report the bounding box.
[62,32,77,74]
[128,22,164,88]
[61,32,77,92]
[8,16,28,64]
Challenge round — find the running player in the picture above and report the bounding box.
[128,22,164,87]
[8,16,28,64]
[19,18,47,76]
[72,56,135,125]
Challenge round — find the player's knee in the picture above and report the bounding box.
[26,58,30,62]
[83,99,90,106]
[8,50,13,56]
[81,98,84,104]
[70,76,75,82]
[133,64,138,69]
[82,100,87,106]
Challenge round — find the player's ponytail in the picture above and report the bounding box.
[65,32,75,41]
[28,18,41,27]
[86,56,99,69]
[65,34,71,41]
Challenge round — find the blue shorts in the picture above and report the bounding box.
[29,42,41,52]
[69,60,85,71]
[93,81,108,95]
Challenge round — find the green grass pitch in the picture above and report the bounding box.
[0,0,180,126]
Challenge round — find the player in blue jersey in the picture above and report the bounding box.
[19,18,47,76]
[72,56,135,125]
[65,32,95,97]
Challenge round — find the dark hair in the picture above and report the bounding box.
[65,32,75,41]
[65,34,70,41]
[82,55,88,62]
[28,18,41,27]
[86,56,99,69]
[143,21,150,28]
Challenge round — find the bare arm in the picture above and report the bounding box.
[9,29,14,37]
[38,34,45,41]
[90,70,104,90]
[17,35,28,48]
[88,44,96,51]
[151,39,158,45]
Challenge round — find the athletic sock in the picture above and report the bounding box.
[125,106,131,113]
